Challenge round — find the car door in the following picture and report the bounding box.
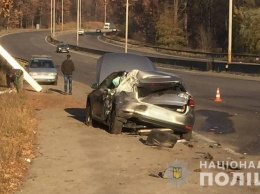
[91,72,124,122]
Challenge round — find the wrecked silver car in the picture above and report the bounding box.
[85,53,195,140]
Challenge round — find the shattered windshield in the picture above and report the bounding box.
[137,82,186,98]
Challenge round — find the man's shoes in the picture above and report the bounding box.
[69,92,72,95]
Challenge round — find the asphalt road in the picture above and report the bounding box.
[0,30,259,155]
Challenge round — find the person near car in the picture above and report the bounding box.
[61,54,75,95]
[6,69,16,88]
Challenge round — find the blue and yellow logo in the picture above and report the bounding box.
[164,160,191,188]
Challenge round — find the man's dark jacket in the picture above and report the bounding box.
[61,59,75,75]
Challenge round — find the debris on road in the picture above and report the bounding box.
[209,142,222,148]
[0,88,17,95]
[177,139,188,143]
[148,173,161,178]
[196,152,214,160]
[216,161,242,170]
[145,129,178,148]
[148,171,166,179]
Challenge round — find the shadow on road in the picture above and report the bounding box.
[65,108,86,123]
[64,107,135,134]
[196,109,235,134]
[47,88,66,95]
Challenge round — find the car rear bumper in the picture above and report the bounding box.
[31,75,57,83]
[125,115,194,133]
[118,104,195,133]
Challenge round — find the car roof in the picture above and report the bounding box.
[30,55,52,60]
[58,42,68,45]
[96,53,157,84]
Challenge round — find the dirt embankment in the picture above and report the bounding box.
[0,92,37,194]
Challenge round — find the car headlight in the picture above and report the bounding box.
[29,72,38,76]
[48,73,57,76]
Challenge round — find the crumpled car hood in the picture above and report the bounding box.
[115,69,190,106]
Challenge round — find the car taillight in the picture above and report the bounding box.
[188,99,195,107]
[185,125,192,130]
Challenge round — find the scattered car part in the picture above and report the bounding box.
[145,129,178,148]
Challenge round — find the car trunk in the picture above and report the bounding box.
[137,82,190,113]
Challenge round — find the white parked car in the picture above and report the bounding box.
[103,23,110,29]
[78,29,84,35]
[26,55,58,85]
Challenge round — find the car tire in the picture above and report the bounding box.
[85,102,99,127]
[109,107,123,134]
[181,131,192,141]
[85,102,93,126]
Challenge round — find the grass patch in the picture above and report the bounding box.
[0,92,38,193]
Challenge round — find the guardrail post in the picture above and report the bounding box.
[206,55,214,71]
[225,64,229,72]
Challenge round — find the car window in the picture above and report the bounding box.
[43,62,51,68]
[30,59,54,68]
[58,43,67,47]
[30,62,40,68]
[98,71,125,89]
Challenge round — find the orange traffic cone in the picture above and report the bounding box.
[214,88,222,102]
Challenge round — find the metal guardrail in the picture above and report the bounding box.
[103,35,260,64]
[48,35,260,76]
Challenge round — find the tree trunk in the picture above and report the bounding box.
[173,0,179,27]
[184,12,188,45]
[20,15,23,28]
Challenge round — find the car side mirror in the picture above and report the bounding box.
[91,83,98,89]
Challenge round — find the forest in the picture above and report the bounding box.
[1,0,260,54]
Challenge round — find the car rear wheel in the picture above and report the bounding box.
[109,108,123,134]
[180,131,192,141]
[85,102,99,127]
[85,102,94,126]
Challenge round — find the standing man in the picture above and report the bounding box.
[61,54,75,95]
